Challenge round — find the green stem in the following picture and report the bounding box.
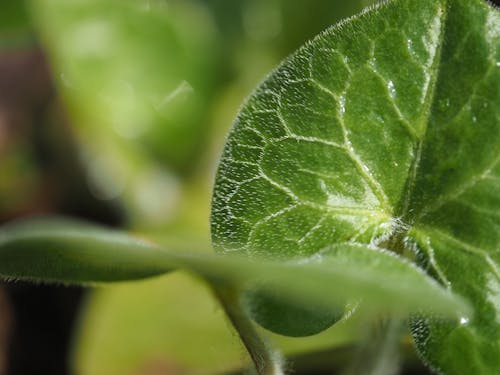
[213,285,284,375]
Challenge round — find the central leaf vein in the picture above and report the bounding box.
[398,3,448,223]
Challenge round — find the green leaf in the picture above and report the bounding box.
[211,0,499,372]
[0,218,432,374]
[0,217,467,317]
[0,218,174,283]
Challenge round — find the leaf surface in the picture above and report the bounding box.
[210,0,499,372]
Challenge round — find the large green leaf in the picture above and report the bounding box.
[0,217,467,318]
[211,0,499,372]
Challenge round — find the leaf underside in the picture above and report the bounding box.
[211,0,499,373]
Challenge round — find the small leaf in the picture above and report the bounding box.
[211,0,499,372]
[0,217,468,319]
[242,243,471,337]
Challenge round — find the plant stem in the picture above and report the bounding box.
[213,285,284,375]
[343,318,404,375]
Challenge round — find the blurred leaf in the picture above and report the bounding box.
[0,217,173,283]
[29,0,217,222]
[0,217,469,317]
[73,273,246,375]
[73,271,366,375]
[0,216,472,372]
[31,0,216,168]
[0,1,34,47]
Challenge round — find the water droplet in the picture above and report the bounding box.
[459,317,469,325]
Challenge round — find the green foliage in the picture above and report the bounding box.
[0,217,466,317]
[0,0,498,374]
[0,218,173,283]
[211,0,499,373]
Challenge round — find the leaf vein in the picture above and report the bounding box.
[399,4,448,222]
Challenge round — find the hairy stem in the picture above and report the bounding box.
[343,318,404,375]
[213,285,284,375]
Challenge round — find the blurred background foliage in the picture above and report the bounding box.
[0,0,460,374]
